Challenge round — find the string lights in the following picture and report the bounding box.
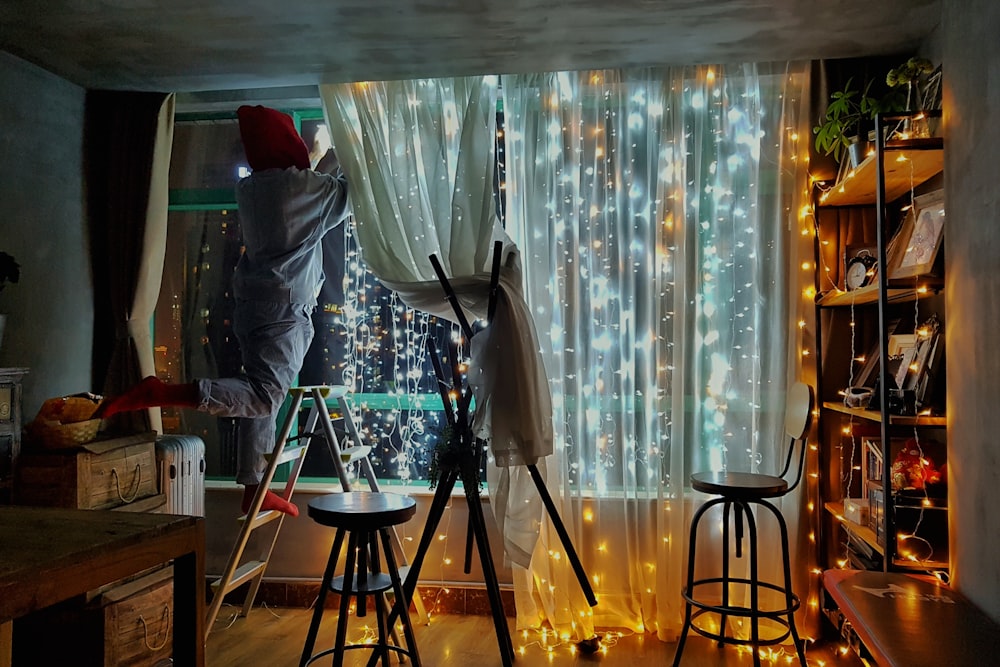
[161,64,822,658]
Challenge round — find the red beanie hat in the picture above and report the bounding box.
[237,105,310,171]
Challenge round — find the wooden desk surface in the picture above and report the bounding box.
[0,506,205,666]
[824,569,1000,666]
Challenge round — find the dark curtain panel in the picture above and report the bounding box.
[85,90,170,432]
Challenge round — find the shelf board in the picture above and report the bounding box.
[818,143,944,206]
[817,284,900,306]
[822,401,946,426]
[892,556,950,571]
[826,503,949,572]
[823,402,882,422]
[817,281,943,308]
[826,501,885,557]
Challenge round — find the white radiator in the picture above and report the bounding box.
[156,434,206,516]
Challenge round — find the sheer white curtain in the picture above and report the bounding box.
[319,77,552,565]
[501,64,816,642]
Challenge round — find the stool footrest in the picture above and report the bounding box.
[331,572,394,595]
[304,643,416,666]
[688,608,794,647]
[683,577,801,617]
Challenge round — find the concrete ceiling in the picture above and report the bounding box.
[0,0,941,93]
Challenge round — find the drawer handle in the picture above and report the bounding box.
[111,463,142,503]
[139,604,171,652]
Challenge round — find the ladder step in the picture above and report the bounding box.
[264,443,308,466]
[211,560,267,595]
[340,445,372,463]
[239,508,283,530]
[294,384,350,400]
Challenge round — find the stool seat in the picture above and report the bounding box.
[691,471,788,499]
[307,491,416,531]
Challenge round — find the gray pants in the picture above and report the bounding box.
[197,299,314,485]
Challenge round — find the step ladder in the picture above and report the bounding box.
[204,385,426,639]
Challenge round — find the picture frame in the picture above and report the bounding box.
[889,189,945,279]
[889,333,918,390]
[910,313,943,409]
[855,340,881,389]
[852,318,903,390]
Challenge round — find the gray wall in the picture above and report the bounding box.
[0,51,91,418]
[943,0,1000,618]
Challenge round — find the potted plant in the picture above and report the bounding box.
[0,251,19,349]
[886,57,940,112]
[885,57,942,139]
[813,77,883,167]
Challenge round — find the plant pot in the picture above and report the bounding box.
[848,137,871,168]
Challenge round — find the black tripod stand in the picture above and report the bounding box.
[376,242,597,666]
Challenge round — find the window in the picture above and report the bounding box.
[158,108,500,484]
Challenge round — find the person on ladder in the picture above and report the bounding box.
[98,105,351,518]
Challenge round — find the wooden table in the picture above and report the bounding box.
[0,506,205,666]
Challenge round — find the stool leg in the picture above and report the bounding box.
[367,529,406,660]
[357,531,370,618]
[673,498,716,667]
[767,500,807,666]
[719,500,733,646]
[371,565,391,666]
[380,528,421,667]
[301,528,346,667]
[744,502,762,667]
[334,530,361,667]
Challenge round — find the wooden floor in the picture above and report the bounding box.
[206,604,863,666]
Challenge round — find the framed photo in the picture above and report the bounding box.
[854,337,881,388]
[889,189,945,279]
[889,333,918,390]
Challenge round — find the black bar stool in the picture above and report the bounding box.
[672,382,813,667]
[300,491,421,667]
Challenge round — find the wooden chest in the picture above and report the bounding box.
[15,567,174,667]
[16,432,159,509]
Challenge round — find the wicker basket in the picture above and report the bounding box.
[35,395,102,423]
[28,418,103,449]
[28,394,104,449]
